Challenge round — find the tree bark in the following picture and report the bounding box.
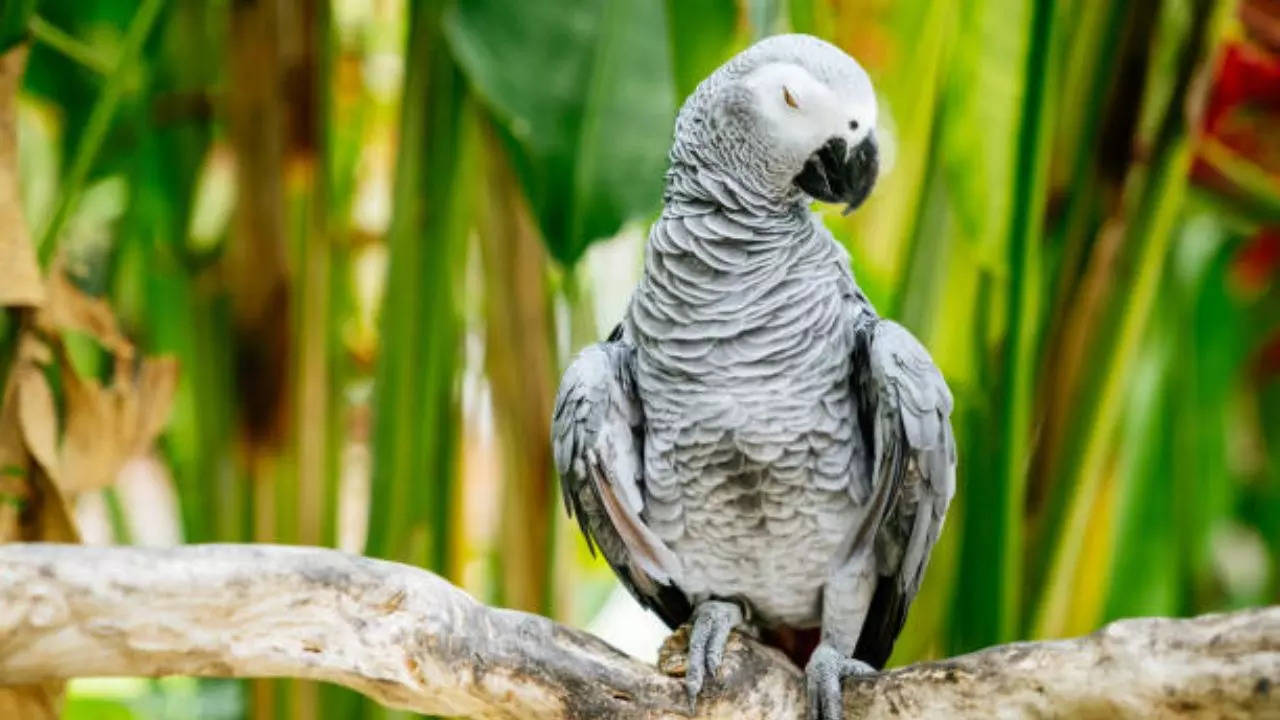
[0,543,1275,719]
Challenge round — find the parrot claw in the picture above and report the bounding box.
[804,642,874,720]
[682,599,744,714]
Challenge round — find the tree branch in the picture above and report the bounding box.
[0,544,1275,719]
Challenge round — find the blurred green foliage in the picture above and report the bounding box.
[0,0,1277,718]
[0,0,36,52]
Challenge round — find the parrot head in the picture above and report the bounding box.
[674,34,879,213]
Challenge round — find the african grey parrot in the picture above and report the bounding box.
[552,34,955,720]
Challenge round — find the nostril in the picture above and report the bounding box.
[849,120,859,131]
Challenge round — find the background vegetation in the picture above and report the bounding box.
[0,0,1277,718]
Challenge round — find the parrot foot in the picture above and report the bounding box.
[683,599,744,713]
[804,642,874,720]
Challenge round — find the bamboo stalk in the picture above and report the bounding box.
[477,120,556,614]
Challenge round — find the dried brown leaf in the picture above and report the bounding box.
[133,356,181,455]
[0,403,27,542]
[58,351,180,494]
[0,46,43,309]
[36,267,134,358]
[0,45,69,720]
[0,359,29,489]
[15,343,61,487]
[0,229,43,308]
[0,334,77,544]
[21,470,77,543]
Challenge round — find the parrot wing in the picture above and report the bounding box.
[849,318,956,668]
[552,337,691,627]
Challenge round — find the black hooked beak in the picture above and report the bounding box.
[792,135,879,214]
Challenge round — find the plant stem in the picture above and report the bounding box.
[27,15,111,76]
[36,0,166,265]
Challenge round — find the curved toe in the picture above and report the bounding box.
[683,600,745,712]
[804,643,875,720]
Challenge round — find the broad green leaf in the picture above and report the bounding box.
[444,0,674,265]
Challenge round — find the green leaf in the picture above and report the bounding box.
[109,0,224,544]
[366,0,472,573]
[444,0,675,265]
[788,0,814,34]
[1249,376,1280,601]
[0,0,36,52]
[824,0,955,302]
[37,0,167,264]
[1103,332,1180,620]
[665,0,740,102]
[945,0,1056,652]
[27,15,113,75]
[937,0,1031,269]
[1029,0,1234,639]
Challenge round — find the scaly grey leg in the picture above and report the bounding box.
[683,599,744,712]
[808,553,877,720]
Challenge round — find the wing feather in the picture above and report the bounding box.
[552,339,691,627]
[851,319,956,668]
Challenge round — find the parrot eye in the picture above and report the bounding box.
[782,86,799,109]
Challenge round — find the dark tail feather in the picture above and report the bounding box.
[616,564,692,630]
[852,577,908,670]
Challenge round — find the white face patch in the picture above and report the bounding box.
[741,61,877,174]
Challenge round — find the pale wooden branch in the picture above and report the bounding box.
[0,544,1275,719]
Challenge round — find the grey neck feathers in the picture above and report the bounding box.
[626,151,868,378]
[646,147,849,292]
[663,138,803,217]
